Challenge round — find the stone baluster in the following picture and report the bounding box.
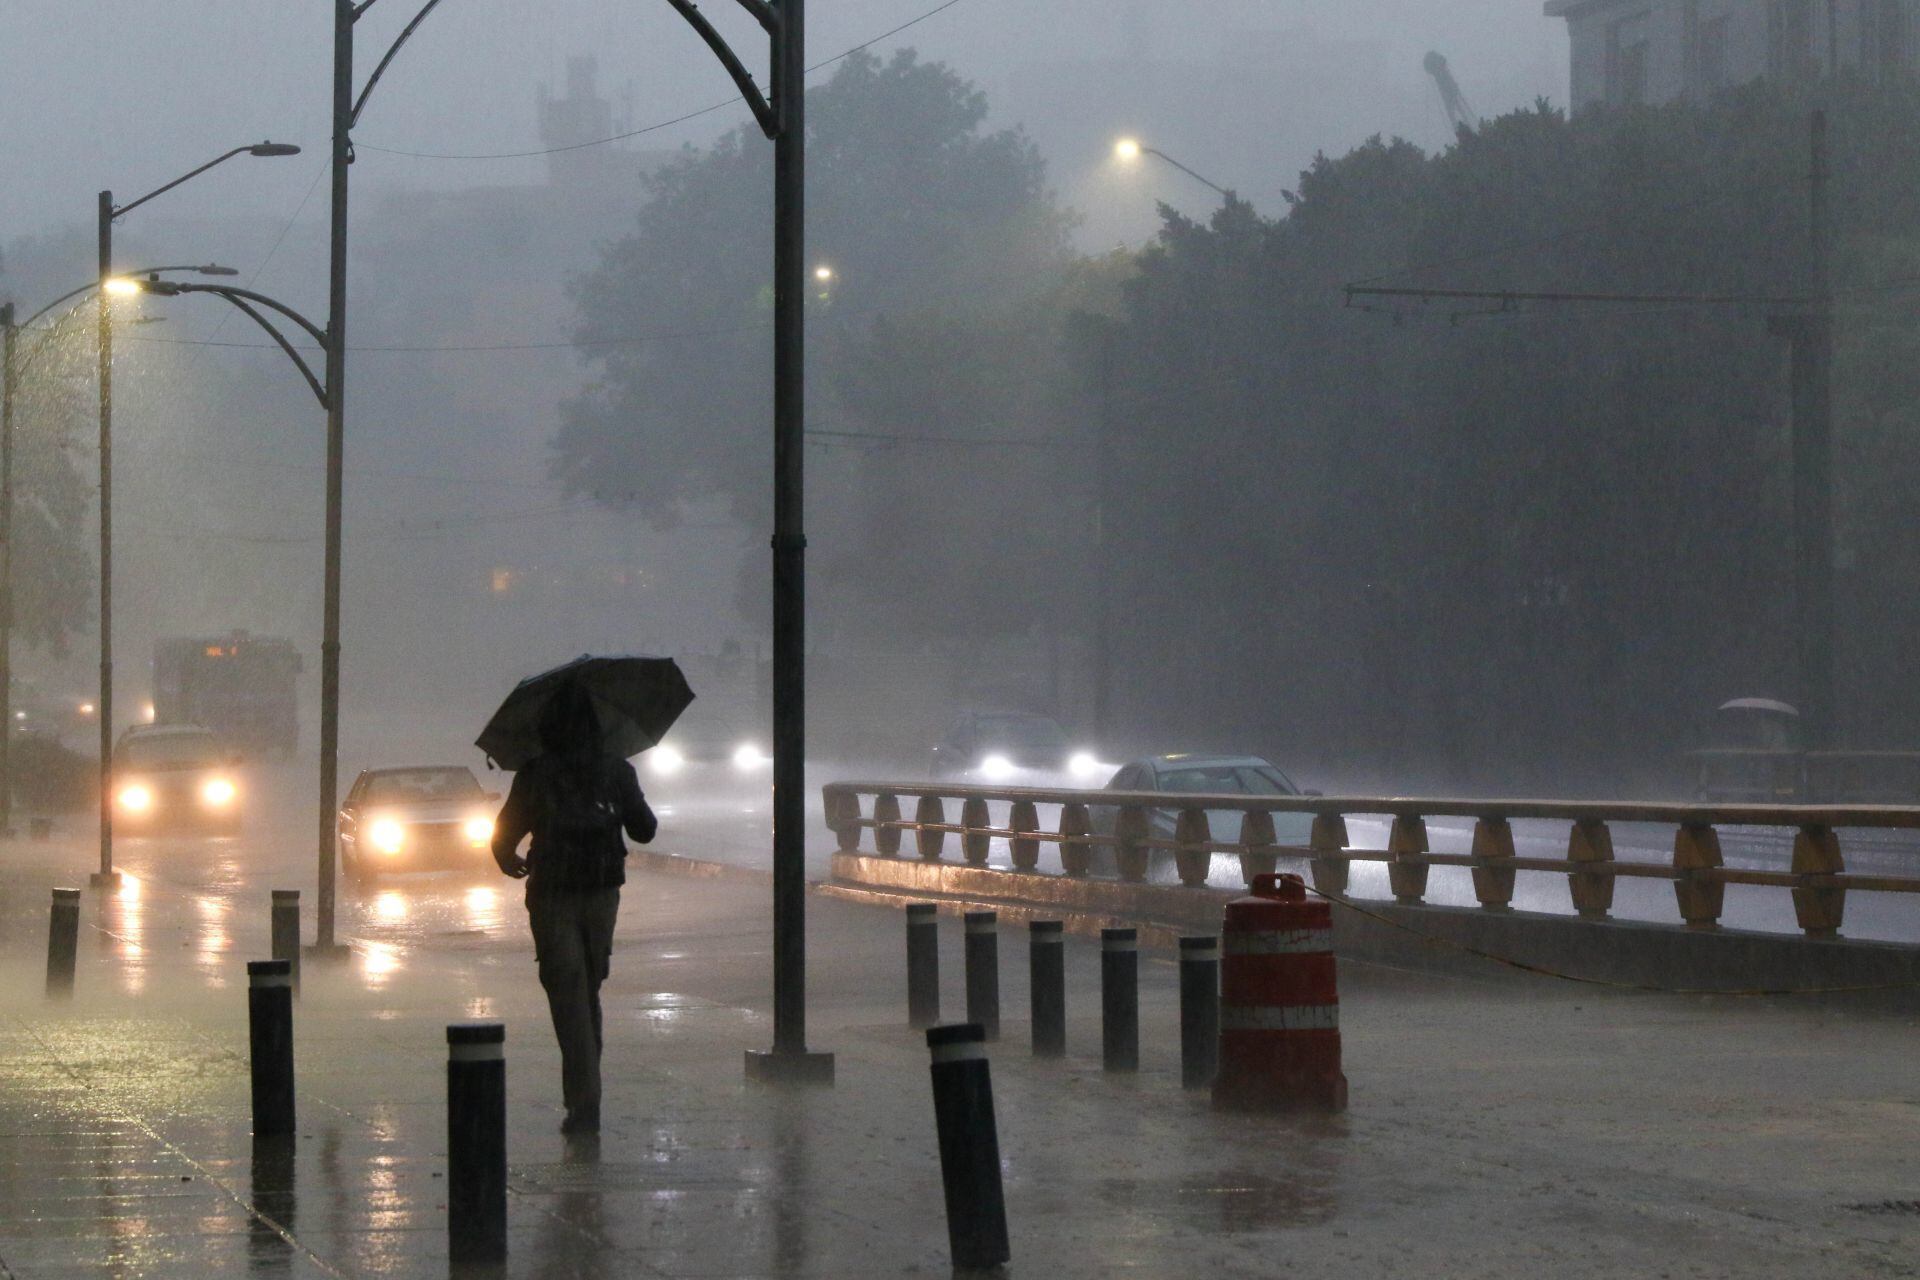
[1470,816,1515,911]
[1567,818,1615,920]
[915,795,946,861]
[1387,815,1429,905]
[1173,808,1212,887]
[961,797,992,866]
[1058,803,1093,877]
[873,793,903,856]
[829,790,862,854]
[1309,813,1350,897]
[1008,801,1041,872]
[1114,806,1151,882]
[1672,823,1724,930]
[1791,824,1846,938]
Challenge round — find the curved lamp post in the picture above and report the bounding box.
[327,2,827,1079]
[0,264,238,837]
[96,142,301,888]
[1112,136,1236,201]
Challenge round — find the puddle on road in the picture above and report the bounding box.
[1097,1168,1340,1230]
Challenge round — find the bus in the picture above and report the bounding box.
[152,632,302,758]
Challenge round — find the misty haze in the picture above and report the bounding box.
[1,2,1917,1276]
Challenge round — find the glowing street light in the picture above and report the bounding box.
[94,141,301,888]
[813,264,835,283]
[101,277,142,299]
[1109,135,1235,201]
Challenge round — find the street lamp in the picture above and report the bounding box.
[1,264,239,837]
[94,143,300,888]
[1111,135,1236,201]
[662,0,834,1086]
[309,0,828,1073]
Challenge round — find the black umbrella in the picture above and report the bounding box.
[476,654,695,770]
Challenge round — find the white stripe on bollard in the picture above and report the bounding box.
[448,1042,506,1063]
[931,1041,989,1065]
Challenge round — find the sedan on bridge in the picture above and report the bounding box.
[1091,754,1316,869]
[338,765,500,881]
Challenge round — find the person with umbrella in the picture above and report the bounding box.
[481,657,692,1135]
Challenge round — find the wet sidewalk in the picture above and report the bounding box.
[0,833,1917,1278]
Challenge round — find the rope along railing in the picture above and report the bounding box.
[821,782,1920,939]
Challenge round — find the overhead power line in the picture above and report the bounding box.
[356,0,971,161]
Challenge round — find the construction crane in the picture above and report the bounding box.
[1423,51,1481,135]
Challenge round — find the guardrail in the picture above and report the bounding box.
[821,781,1920,939]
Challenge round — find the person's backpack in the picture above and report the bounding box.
[537,759,622,851]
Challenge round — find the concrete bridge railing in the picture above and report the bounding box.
[822,781,1920,940]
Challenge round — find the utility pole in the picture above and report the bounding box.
[664,0,831,1083]
[752,0,833,1085]
[1769,110,1835,754]
[313,0,356,957]
[94,191,117,888]
[0,305,14,837]
[1090,323,1114,745]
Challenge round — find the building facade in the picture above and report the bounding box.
[1546,0,1914,109]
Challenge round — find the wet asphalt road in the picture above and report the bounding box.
[2,762,1920,1276]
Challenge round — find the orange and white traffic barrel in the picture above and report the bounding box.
[1213,872,1347,1112]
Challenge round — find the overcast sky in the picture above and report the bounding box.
[3,1,1567,253]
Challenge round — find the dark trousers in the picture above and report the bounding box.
[527,887,621,1118]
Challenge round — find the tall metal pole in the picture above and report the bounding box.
[94,191,117,888]
[747,0,831,1085]
[0,305,14,837]
[1091,324,1113,744]
[1798,110,1835,754]
[1767,111,1836,766]
[314,0,354,954]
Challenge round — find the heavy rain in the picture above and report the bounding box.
[1,2,1917,1276]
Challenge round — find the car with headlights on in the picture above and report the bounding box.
[928,710,1107,783]
[112,724,244,834]
[338,765,500,880]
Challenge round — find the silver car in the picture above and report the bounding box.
[1092,754,1315,856]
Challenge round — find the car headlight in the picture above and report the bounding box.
[1068,751,1104,779]
[463,816,494,844]
[732,741,767,771]
[978,754,1016,781]
[649,743,685,776]
[200,777,238,807]
[117,783,154,813]
[368,818,406,855]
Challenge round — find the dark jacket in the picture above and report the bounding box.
[492,754,656,894]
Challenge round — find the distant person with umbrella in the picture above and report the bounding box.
[480,656,693,1135]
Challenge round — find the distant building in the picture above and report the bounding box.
[1546,0,1915,110]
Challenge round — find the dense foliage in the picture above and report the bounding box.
[1105,80,1920,790]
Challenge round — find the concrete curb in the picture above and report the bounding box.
[630,848,771,885]
[827,851,1920,1007]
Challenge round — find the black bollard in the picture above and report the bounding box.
[1178,935,1221,1090]
[925,1023,1011,1270]
[1101,927,1139,1073]
[1028,920,1065,1058]
[270,890,301,995]
[964,910,1000,1041]
[447,1022,507,1264]
[247,959,296,1137]
[906,902,940,1029]
[46,887,80,998]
